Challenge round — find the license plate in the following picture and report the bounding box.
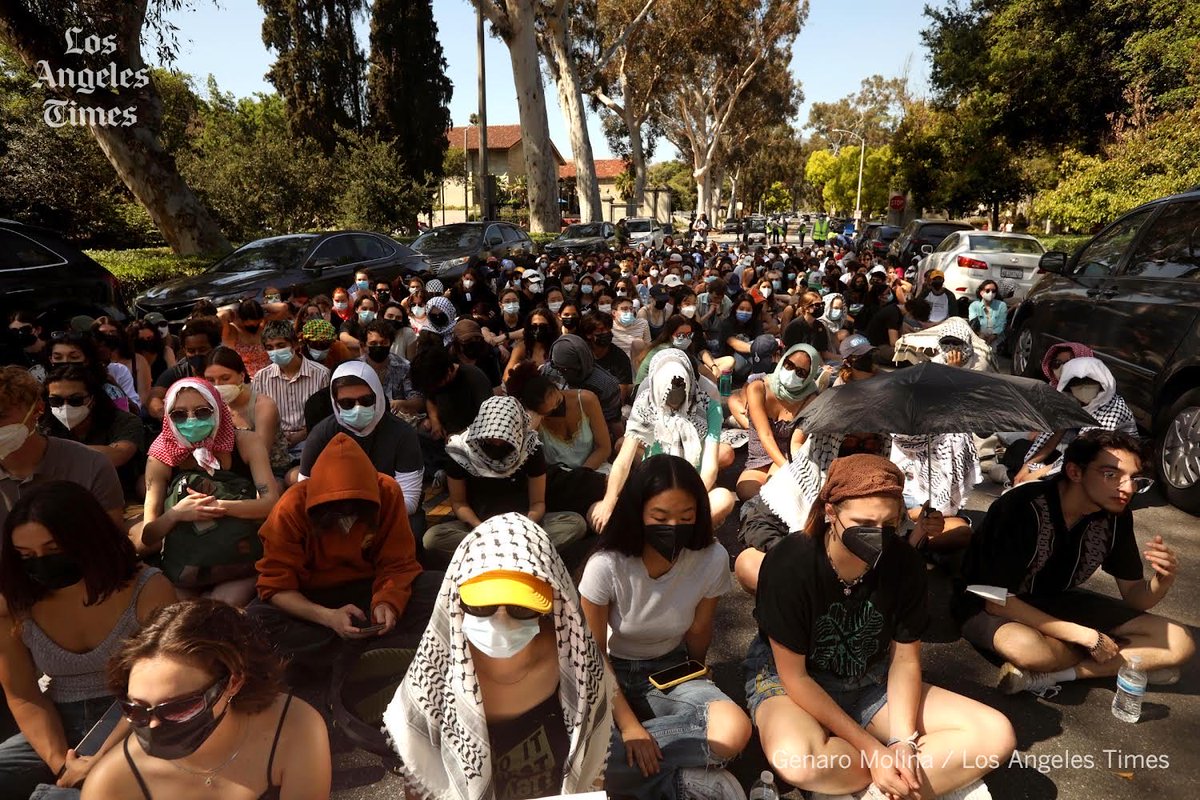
[1001,268,1023,279]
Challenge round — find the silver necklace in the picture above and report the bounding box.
[827,545,867,596]
[169,720,245,786]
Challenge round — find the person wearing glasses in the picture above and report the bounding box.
[385,513,613,800]
[82,599,331,800]
[135,378,279,605]
[955,429,1195,699]
[0,481,176,797]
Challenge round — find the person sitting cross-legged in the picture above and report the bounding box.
[954,429,1195,698]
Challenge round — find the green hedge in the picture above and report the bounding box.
[87,247,216,297]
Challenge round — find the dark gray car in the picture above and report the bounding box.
[412,221,534,280]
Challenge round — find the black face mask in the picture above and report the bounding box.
[12,328,37,348]
[561,316,578,331]
[133,679,229,761]
[428,312,449,327]
[528,324,551,340]
[838,523,892,570]
[376,291,390,304]
[186,355,208,374]
[135,338,159,354]
[367,345,390,363]
[594,332,614,347]
[654,299,667,310]
[479,441,514,461]
[644,523,693,562]
[931,280,945,292]
[22,553,84,590]
[546,397,567,417]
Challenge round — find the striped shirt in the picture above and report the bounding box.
[252,357,330,433]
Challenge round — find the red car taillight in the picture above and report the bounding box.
[957,255,989,271]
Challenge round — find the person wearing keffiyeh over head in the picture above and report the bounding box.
[422,396,588,563]
[590,349,736,532]
[135,378,279,605]
[384,513,614,800]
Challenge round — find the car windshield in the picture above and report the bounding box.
[209,236,316,273]
[626,220,653,233]
[563,223,605,238]
[968,235,1045,255]
[413,225,481,252]
[748,218,766,232]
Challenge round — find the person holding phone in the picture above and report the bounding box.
[0,481,176,796]
[746,454,1014,799]
[579,455,750,800]
[83,599,331,800]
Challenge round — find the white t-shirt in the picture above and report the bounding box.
[927,291,951,323]
[579,543,733,660]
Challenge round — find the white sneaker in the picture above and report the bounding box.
[938,778,993,799]
[679,767,747,800]
[996,662,1061,698]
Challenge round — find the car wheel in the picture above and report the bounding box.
[1158,388,1200,515]
[1011,324,1038,378]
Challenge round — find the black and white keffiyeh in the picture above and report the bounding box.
[626,348,710,466]
[446,395,541,478]
[1025,357,1137,471]
[758,434,843,532]
[890,433,981,515]
[384,513,613,800]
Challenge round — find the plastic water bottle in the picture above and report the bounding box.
[1112,655,1147,722]
[719,368,733,397]
[749,770,778,800]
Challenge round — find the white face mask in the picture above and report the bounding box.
[215,383,242,405]
[981,291,995,302]
[760,287,772,299]
[779,368,808,390]
[462,279,474,289]
[598,303,612,314]
[1070,383,1102,405]
[0,403,36,460]
[461,611,541,659]
[680,305,697,318]
[548,301,563,313]
[52,403,91,430]
[411,305,426,318]
[650,269,660,277]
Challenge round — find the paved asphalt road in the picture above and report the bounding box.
[330,468,1200,799]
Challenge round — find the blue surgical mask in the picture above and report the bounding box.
[357,280,370,290]
[358,310,376,324]
[829,308,844,322]
[268,347,295,367]
[308,346,330,362]
[672,336,691,349]
[736,310,752,323]
[338,404,376,431]
[581,284,593,295]
[771,280,781,291]
[175,417,215,444]
[704,275,717,284]
[503,302,520,315]
[619,311,636,326]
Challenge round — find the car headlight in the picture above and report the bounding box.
[435,256,470,274]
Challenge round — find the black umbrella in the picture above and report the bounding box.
[797,361,1097,436]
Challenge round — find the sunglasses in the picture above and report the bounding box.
[782,363,811,380]
[168,406,215,425]
[121,675,229,728]
[336,394,376,411]
[47,394,90,408]
[460,601,544,621]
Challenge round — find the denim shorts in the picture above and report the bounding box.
[743,636,888,728]
[609,647,733,724]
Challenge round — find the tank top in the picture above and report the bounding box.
[123,693,293,800]
[235,388,291,471]
[21,567,159,703]
[538,392,595,470]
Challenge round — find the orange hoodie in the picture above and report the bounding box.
[256,432,421,614]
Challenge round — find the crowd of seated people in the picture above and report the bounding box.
[0,235,1192,800]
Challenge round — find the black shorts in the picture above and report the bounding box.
[961,589,1145,653]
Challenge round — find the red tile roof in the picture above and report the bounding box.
[559,159,628,180]
[446,125,523,151]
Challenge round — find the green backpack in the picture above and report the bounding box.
[161,469,263,588]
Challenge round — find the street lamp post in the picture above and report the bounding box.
[833,128,865,221]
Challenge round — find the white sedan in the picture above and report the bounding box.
[914,231,1046,301]
[625,217,665,249]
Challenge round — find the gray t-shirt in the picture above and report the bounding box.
[579,542,733,660]
[0,437,124,530]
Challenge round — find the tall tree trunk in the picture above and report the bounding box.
[625,102,648,209]
[726,168,739,222]
[503,0,561,232]
[542,13,601,222]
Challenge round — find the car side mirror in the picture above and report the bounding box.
[1038,251,1068,274]
[920,244,934,255]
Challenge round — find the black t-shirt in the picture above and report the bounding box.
[955,479,1144,621]
[487,687,568,800]
[864,302,902,346]
[153,360,194,389]
[299,413,423,479]
[719,317,761,356]
[782,318,829,353]
[446,448,547,520]
[434,364,494,435]
[339,318,367,343]
[594,345,632,386]
[755,531,928,688]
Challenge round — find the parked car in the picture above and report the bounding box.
[0,219,128,327]
[745,216,768,245]
[624,217,664,249]
[887,219,975,268]
[913,231,1046,302]
[543,221,616,256]
[412,221,533,279]
[853,222,883,252]
[134,231,427,323]
[1008,188,1200,513]
[860,224,902,259]
[721,219,741,234]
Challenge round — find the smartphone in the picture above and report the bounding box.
[354,620,386,635]
[76,701,123,757]
[648,660,708,691]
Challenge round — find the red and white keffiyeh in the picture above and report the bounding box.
[148,378,236,475]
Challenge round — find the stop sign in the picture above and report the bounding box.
[889,194,906,212]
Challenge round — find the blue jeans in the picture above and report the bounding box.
[605,648,735,800]
[0,695,113,800]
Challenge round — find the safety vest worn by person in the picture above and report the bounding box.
[813,217,831,242]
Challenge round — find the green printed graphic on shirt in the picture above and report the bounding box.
[810,600,884,679]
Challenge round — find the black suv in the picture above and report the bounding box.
[1009,188,1200,513]
[411,221,534,280]
[134,231,428,323]
[543,221,616,256]
[887,219,975,267]
[0,219,128,326]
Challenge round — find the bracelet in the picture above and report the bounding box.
[1089,631,1104,654]
[886,733,920,752]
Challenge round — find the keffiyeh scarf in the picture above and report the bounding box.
[1025,356,1135,470]
[889,433,981,515]
[758,434,844,532]
[446,395,541,478]
[384,514,613,800]
[147,378,236,475]
[766,343,821,404]
[626,348,709,467]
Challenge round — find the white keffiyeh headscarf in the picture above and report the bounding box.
[445,396,541,479]
[758,434,844,532]
[626,348,709,467]
[1024,356,1136,472]
[384,514,613,800]
[889,433,981,516]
